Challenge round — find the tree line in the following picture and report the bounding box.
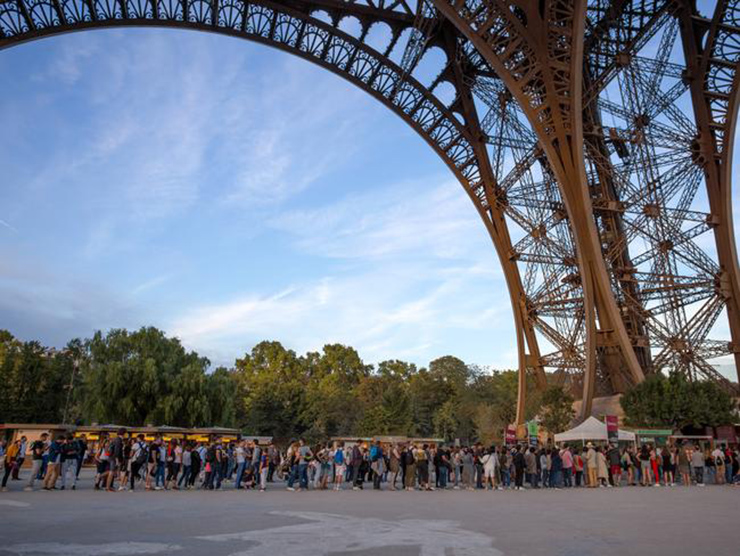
[0,327,552,443]
[1,327,735,442]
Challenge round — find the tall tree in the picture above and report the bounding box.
[621,372,737,429]
[80,327,211,426]
[538,386,575,434]
[234,341,307,440]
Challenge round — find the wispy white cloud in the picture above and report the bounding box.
[171,176,513,367]
[0,218,17,233]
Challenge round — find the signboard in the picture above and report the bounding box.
[606,415,619,443]
[527,421,539,447]
[505,425,517,445]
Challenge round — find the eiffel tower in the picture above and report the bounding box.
[3,0,739,421]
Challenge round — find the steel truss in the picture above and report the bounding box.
[1,0,739,422]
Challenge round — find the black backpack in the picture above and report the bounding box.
[135,443,148,465]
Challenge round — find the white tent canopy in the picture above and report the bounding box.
[554,416,636,443]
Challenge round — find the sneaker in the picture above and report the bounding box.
[60,486,65,491]
[286,487,295,491]
[654,483,660,487]
[1,487,7,492]
[23,487,32,492]
[71,486,76,491]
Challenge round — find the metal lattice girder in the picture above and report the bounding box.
[1,0,740,424]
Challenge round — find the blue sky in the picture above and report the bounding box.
[0,29,515,369]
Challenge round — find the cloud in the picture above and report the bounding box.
[170,177,513,368]
[0,218,18,233]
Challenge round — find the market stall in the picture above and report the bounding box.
[554,416,636,445]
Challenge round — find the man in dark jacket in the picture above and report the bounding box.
[513,445,526,490]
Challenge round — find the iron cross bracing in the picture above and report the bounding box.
[2,0,739,421]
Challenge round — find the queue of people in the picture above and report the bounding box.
[2,430,739,493]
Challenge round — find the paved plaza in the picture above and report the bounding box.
[0,474,737,556]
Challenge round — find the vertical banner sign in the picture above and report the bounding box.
[606,415,619,443]
[527,421,539,447]
[505,425,517,445]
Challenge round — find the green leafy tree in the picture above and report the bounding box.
[234,341,307,439]
[538,386,575,434]
[0,331,72,423]
[433,399,460,441]
[80,327,212,426]
[621,372,737,429]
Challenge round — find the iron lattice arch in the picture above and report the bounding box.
[1,0,739,422]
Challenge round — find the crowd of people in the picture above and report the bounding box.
[2,429,739,493]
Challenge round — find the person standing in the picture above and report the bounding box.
[596,447,609,487]
[662,446,675,487]
[524,447,537,488]
[388,443,400,490]
[586,443,598,488]
[24,433,47,491]
[677,444,691,486]
[43,436,63,490]
[403,444,416,491]
[332,442,346,491]
[297,438,312,491]
[691,445,705,486]
[638,444,652,486]
[513,445,526,491]
[0,440,6,487]
[482,448,498,490]
[60,434,79,490]
[561,445,573,488]
[234,440,246,489]
[711,445,726,485]
[11,436,27,481]
[259,448,269,492]
[75,435,88,478]
[550,448,563,488]
[1,440,20,491]
[607,444,621,487]
[130,434,147,491]
[573,448,584,487]
[106,429,126,492]
[370,440,385,490]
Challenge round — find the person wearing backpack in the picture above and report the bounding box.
[711,445,726,484]
[332,441,346,491]
[188,444,201,489]
[24,433,48,491]
[403,444,416,490]
[130,434,147,491]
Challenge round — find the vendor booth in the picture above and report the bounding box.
[554,416,636,445]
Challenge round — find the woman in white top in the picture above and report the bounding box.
[481,448,498,490]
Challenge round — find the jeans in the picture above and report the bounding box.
[60,459,77,488]
[549,470,561,488]
[155,462,166,487]
[693,466,704,485]
[2,460,14,487]
[298,463,309,489]
[234,462,246,488]
[26,460,43,488]
[501,468,510,487]
[439,466,448,488]
[260,467,268,489]
[38,455,48,480]
[76,455,84,478]
[177,465,191,487]
[287,464,299,488]
[541,469,549,487]
[563,467,573,487]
